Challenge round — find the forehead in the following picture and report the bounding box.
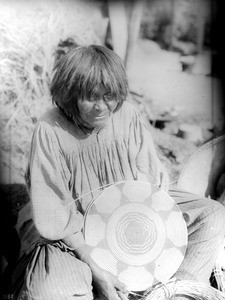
[89,85,112,96]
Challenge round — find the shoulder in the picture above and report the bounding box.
[115,101,140,124]
[38,107,68,127]
[120,101,139,115]
[35,107,74,135]
[31,107,75,149]
[110,101,145,138]
[114,100,152,134]
[33,107,81,152]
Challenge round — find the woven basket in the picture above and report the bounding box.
[143,279,225,300]
[177,135,225,197]
[84,181,187,292]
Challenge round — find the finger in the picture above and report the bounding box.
[109,273,127,293]
[113,279,127,293]
[107,288,121,300]
[117,291,129,300]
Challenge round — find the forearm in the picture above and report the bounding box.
[63,233,97,268]
[62,231,86,251]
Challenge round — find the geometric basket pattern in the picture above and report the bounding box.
[84,180,187,291]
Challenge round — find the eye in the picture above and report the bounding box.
[88,95,98,102]
[104,93,115,102]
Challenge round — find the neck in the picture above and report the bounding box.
[73,115,94,135]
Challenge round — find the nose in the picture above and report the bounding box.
[94,99,107,111]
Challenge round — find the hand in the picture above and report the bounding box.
[73,244,128,300]
[92,264,128,300]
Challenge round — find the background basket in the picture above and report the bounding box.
[177,135,225,198]
[144,279,225,300]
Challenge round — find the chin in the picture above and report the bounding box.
[92,120,108,128]
[91,116,111,128]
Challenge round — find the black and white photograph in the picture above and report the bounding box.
[0,0,225,299]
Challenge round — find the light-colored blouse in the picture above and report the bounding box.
[19,101,168,252]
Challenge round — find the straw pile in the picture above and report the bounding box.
[0,0,107,184]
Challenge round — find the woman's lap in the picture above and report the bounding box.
[11,243,93,300]
[169,188,225,283]
[11,188,225,298]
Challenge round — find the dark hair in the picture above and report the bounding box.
[51,45,128,119]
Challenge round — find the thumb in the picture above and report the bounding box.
[117,291,129,300]
[113,277,127,293]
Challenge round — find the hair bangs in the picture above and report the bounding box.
[51,45,128,118]
[81,48,128,100]
[78,56,103,99]
[101,50,128,100]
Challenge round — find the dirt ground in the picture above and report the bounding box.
[128,39,223,125]
[127,39,224,183]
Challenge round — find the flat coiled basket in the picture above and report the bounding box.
[142,279,225,300]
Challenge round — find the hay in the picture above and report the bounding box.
[0,0,106,184]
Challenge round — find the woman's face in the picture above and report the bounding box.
[77,91,119,128]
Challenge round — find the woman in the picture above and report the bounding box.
[11,45,225,300]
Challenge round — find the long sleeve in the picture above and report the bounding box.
[27,121,84,246]
[128,107,169,191]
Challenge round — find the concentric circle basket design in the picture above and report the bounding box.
[143,279,225,300]
[84,180,188,292]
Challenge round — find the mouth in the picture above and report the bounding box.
[93,114,109,120]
